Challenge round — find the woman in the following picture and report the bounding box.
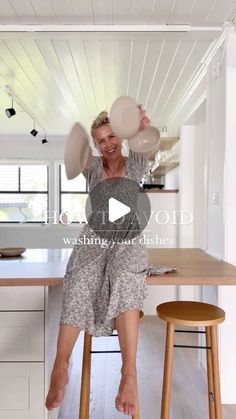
[46,107,150,416]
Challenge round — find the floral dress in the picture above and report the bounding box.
[60,150,149,337]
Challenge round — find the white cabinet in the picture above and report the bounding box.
[0,287,45,419]
[0,363,44,419]
[0,312,44,361]
[0,286,44,310]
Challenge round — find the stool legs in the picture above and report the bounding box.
[206,326,223,419]
[79,333,92,419]
[79,332,141,419]
[160,322,175,419]
[210,326,222,419]
[206,327,216,419]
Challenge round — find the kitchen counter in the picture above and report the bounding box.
[0,248,236,286]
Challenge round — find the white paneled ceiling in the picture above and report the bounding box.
[0,0,236,139]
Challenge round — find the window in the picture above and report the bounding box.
[0,164,48,223]
[59,164,88,223]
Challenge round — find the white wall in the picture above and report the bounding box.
[164,165,179,189]
[218,30,236,404]
[178,125,195,249]
[206,52,226,260]
[193,122,207,249]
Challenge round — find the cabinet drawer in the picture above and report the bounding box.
[0,362,44,419]
[0,286,44,310]
[0,312,44,361]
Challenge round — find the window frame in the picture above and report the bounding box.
[58,163,88,224]
[0,161,49,224]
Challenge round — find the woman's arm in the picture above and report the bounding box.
[64,122,93,180]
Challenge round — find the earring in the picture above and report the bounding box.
[121,139,129,156]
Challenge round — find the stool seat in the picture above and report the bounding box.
[157,300,225,326]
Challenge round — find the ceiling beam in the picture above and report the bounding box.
[0,24,223,33]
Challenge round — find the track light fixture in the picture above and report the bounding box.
[42,136,48,144]
[30,128,38,137]
[5,85,48,142]
[5,98,16,118]
[30,121,38,137]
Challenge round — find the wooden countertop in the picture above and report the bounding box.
[0,248,236,286]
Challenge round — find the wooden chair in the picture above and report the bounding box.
[156,301,225,419]
[79,310,144,419]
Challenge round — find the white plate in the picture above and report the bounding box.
[0,247,27,257]
[128,126,161,157]
[110,96,140,139]
[64,122,91,180]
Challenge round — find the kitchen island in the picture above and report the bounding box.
[0,248,236,418]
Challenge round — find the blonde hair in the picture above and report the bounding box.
[91,111,110,138]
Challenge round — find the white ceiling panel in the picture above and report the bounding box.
[99,40,116,110]
[52,39,90,119]
[170,75,207,133]
[92,0,113,25]
[19,38,73,119]
[190,0,218,25]
[205,0,236,24]
[0,39,51,116]
[83,39,107,112]
[0,0,236,138]
[71,0,94,25]
[127,40,148,102]
[0,31,222,137]
[115,40,132,96]
[8,0,40,24]
[149,0,177,25]
[49,0,74,25]
[0,0,19,24]
[36,39,79,119]
[131,0,155,24]
[151,39,196,120]
[136,40,164,106]
[0,0,236,25]
[30,0,57,25]
[145,39,181,111]
[68,39,97,117]
[168,0,197,24]
[154,39,212,123]
[112,0,134,24]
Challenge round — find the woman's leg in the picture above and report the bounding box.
[114,309,140,416]
[45,324,80,410]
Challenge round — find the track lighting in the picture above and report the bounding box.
[5,98,16,118]
[30,121,38,137]
[5,86,48,141]
[30,128,38,137]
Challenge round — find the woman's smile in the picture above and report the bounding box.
[106,146,117,154]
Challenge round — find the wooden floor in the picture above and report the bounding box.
[58,316,236,419]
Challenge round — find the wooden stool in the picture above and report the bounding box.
[79,310,144,419]
[156,301,225,419]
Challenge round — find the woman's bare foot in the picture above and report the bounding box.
[115,371,138,416]
[45,359,69,410]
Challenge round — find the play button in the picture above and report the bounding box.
[85,177,151,241]
[108,198,130,222]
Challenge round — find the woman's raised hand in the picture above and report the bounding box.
[138,105,150,131]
